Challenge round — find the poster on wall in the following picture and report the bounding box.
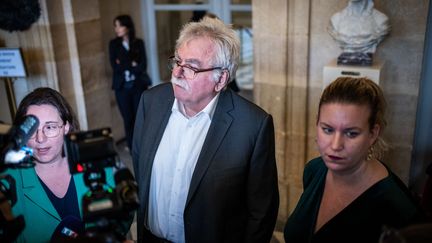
[0,48,27,77]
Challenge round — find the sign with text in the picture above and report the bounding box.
[0,48,26,77]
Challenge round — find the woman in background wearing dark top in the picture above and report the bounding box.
[109,15,151,149]
[284,77,423,243]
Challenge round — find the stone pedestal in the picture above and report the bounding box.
[323,59,384,89]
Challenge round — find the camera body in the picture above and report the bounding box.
[64,127,138,241]
[65,128,117,174]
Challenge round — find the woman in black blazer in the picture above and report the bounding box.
[109,14,151,149]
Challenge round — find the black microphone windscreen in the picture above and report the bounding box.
[0,0,41,32]
[50,215,84,243]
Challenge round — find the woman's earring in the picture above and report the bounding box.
[367,145,374,161]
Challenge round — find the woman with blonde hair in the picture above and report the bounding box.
[284,77,422,243]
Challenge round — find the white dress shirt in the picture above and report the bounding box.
[122,40,135,82]
[147,94,219,242]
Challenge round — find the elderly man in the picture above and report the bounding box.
[132,17,279,243]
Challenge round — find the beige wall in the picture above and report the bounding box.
[0,0,126,140]
[0,0,58,104]
[253,0,312,222]
[254,0,430,223]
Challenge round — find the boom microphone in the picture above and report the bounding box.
[0,0,41,32]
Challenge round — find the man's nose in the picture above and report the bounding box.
[172,65,185,78]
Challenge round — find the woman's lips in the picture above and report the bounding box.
[36,147,50,154]
[328,155,343,160]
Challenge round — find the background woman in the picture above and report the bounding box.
[109,14,151,149]
[284,77,423,242]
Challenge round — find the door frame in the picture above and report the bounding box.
[139,0,251,85]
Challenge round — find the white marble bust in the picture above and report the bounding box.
[328,0,390,54]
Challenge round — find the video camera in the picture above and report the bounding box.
[64,127,139,242]
[0,115,39,242]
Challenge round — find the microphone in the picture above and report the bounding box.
[1,115,39,168]
[10,115,39,150]
[50,215,84,243]
[114,168,139,210]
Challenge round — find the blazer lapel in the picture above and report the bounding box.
[21,168,61,220]
[186,90,234,206]
[73,173,86,219]
[141,85,175,174]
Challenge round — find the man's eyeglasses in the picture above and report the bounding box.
[31,123,64,139]
[168,56,223,80]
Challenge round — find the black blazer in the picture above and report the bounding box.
[132,83,279,243]
[109,37,151,90]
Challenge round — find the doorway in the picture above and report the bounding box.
[140,0,253,94]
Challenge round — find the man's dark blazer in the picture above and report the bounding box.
[109,37,151,91]
[132,83,279,243]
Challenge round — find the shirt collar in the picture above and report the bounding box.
[172,93,220,120]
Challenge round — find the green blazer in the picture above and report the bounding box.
[6,166,115,243]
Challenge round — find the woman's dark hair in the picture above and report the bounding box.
[14,87,80,132]
[318,77,388,158]
[113,14,142,61]
[113,14,136,41]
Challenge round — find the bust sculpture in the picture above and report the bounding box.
[328,0,390,65]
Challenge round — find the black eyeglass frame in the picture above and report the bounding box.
[168,56,224,79]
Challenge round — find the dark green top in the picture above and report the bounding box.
[284,157,422,243]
